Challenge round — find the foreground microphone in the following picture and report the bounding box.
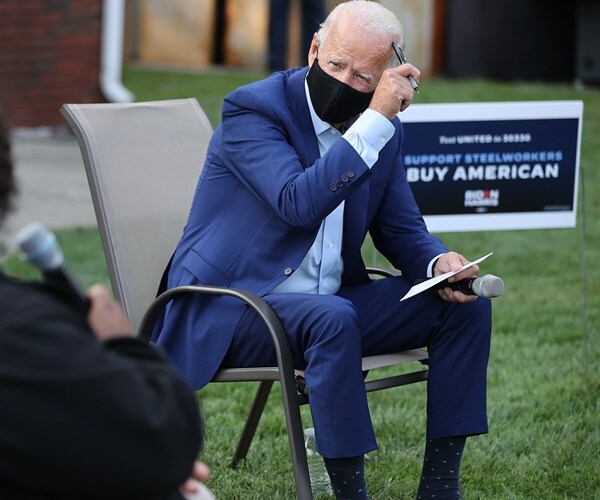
[447,274,505,298]
[419,274,505,298]
[16,222,89,313]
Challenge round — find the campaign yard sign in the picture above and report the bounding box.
[399,101,583,232]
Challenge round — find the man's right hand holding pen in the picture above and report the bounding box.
[369,42,420,119]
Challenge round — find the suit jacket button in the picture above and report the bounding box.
[329,183,337,191]
[346,170,355,178]
[336,180,344,187]
[284,267,293,276]
[341,174,349,182]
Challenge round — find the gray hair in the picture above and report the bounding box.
[317,0,405,68]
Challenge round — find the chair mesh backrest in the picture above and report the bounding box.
[61,99,213,329]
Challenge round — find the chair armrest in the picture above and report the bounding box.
[137,285,296,385]
[366,266,402,278]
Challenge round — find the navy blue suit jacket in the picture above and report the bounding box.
[152,67,447,389]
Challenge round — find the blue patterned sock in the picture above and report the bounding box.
[323,455,368,500]
[416,436,466,499]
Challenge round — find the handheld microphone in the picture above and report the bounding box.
[418,274,505,299]
[16,222,90,313]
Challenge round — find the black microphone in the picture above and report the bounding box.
[16,222,90,313]
[417,274,505,298]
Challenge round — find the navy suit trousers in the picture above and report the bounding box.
[222,275,492,458]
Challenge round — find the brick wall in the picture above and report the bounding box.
[0,0,105,130]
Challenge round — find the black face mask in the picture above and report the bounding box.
[306,58,374,125]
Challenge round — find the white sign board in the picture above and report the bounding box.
[399,101,583,232]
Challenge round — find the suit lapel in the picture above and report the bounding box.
[286,67,320,166]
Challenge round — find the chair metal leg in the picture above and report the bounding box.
[279,383,313,499]
[230,380,274,468]
[229,379,313,498]
[287,422,313,499]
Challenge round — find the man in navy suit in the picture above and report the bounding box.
[153,1,492,498]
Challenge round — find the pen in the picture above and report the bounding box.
[392,42,419,93]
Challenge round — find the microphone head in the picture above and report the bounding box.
[473,274,505,298]
[15,222,64,272]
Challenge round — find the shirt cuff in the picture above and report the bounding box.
[343,109,396,168]
[427,253,446,277]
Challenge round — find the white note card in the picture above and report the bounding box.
[400,252,493,302]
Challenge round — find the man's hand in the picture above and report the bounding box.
[369,63,420,119]
[180,461,215,500]
[433,251,480,303]
[87,284,134,341]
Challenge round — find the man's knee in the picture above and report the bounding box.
[451,295,492,326]
[305,295,361,343]
[302,295,361,350]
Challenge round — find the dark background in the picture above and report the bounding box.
[443,0,600,84]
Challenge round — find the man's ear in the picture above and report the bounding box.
[307,33,319,66]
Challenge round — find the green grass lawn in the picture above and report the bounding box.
[4,67,599,498]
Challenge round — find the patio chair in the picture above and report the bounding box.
[60,98,428,500]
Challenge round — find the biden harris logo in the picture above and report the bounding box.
[464,189,499,212]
